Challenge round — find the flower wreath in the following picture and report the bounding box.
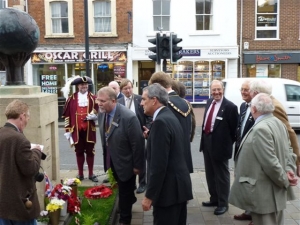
[84,185,112,199]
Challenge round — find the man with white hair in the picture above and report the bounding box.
[109,80,124,99]
[229,93,297,225]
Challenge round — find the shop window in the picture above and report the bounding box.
[195,0,213,30]
[0,0,6,9]
[256,0,279,39]
[44,0,74,38]
[153,0,170,31]
[246,64,281,78]
[89,0,117,37]
[211,61,225,80]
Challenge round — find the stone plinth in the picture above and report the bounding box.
[0,86,59,209]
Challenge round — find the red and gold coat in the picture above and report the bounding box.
[62,92,98,144]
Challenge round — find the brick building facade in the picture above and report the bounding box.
[237,0,300,81]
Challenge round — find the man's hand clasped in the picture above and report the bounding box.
[287,171,298,186]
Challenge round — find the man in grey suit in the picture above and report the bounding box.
[118,78,150,193]
[141,83,193,225]
[97,86,145,225]
[229,93,298,225]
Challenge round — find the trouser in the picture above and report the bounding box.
[153,202,187,225]
[74,130,95,177]
[111,162,136,224]
[202,133,230,207]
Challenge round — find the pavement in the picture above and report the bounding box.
[58,107,300,225]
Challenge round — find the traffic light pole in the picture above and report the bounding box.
[162,59,167,72]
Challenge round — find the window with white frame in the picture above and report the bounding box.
[153,0,170,31]
[0,0,6,9]
[256,0,279,39]
[195,0,213,30]
[88,0,117,37]
[44,0,74,37]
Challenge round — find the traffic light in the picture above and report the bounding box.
[170,33,183,63]
[148,33,160,64]
[159,34,170,60]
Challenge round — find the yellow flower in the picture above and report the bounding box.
[46,198,65,212]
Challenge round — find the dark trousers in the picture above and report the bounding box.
[202,134,230,207]
[111,162,136,224]
[0,219,35,225]
[153,202,187,225]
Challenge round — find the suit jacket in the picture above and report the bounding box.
[229,115,293,214]
[98,103,145,182]
[271,96,300,166]
[145,107,193,207]
[168,91,193,173]
[234,102,255,159]
[117,92,124,99]
[118,94,150,130]
[200,97,238,161]
[62,91,98,144]
[0,123,42,220]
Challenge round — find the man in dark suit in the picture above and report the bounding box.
[97,87,145,225]
[200,80,238,215]
[233,79,255,221]
[141,83,193,225]
[149,72,193,173]
[118,78,150,194]
[109,80,124,99]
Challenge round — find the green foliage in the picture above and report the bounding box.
[69,186,117,225]
[107,168,117,187]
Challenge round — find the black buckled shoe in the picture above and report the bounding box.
[89,175,98,182]
[76,175,84,181]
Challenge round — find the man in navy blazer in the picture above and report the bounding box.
[97,87,145,225]
[200,80,238,215]
[109,80,124,99]
[141,83,193,225]
[118,78,151,194]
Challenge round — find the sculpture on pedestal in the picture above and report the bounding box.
[0,8,40,85]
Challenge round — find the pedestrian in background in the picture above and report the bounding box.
[229,93,298,225]
[109,80,124,99]
[97,86,144,225]
[62,76,99,182]
[149,72,194,173]
[118,78,150,194]
[141,83,193,225]
[0,100,43,224]
[200,80,238,215]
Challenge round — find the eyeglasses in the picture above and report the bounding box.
[240,88,250,92]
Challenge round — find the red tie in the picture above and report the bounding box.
[204,101,216,134]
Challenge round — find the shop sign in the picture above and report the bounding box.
[244,53,300,64]
[40,74,57,93]
[257,15,277,24]
[32,51,127,63]
[113,65,126,78]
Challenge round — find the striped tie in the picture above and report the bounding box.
[236,103,248,148]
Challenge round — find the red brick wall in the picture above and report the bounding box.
[14,0,133,45]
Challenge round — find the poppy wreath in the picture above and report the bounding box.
[84,185,113,199]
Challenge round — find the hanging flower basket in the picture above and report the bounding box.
[84,185,113,199]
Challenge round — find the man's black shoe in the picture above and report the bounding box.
[202,201,218,207]
[214,206,228,215]
[76,175,84,181]
[89,175,98,182]
[136,185,146,194]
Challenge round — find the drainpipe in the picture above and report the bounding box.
[239,0,243,78]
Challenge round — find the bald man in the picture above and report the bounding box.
[109,81,124,99]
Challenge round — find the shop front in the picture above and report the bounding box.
[132,46,238,104]
[243,51,300,81]
[30,49,127,120]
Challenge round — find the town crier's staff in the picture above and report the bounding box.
[62,75,99,182]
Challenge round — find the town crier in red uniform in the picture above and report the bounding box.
[62,76,99,182]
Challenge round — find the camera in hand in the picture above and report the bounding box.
[35,152,47,182]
